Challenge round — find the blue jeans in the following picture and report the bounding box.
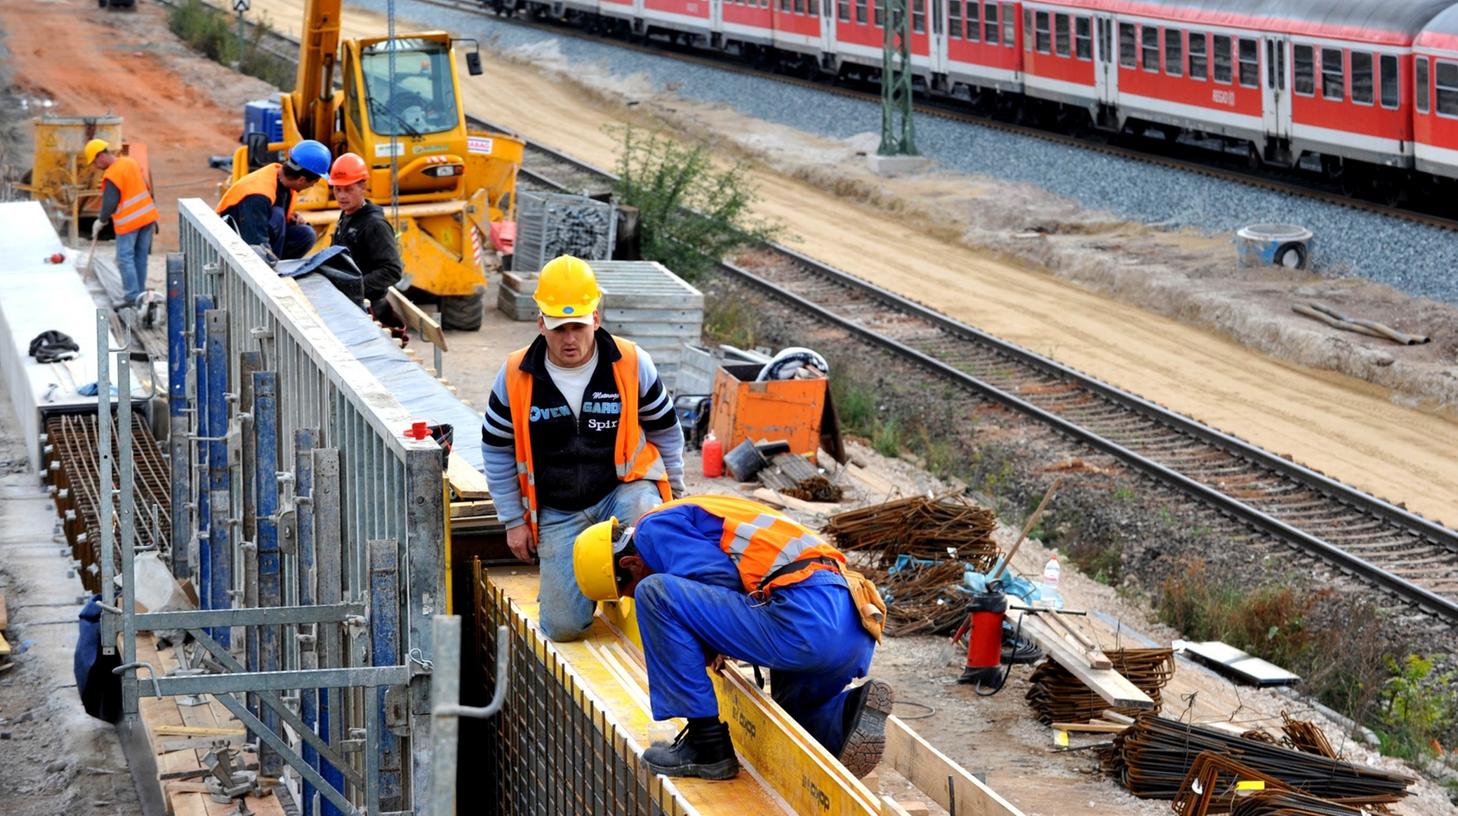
[634,575,874,753]
[114,226,153,304]
[536,480,663,642]
[267,206,318,260]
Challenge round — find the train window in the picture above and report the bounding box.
[949,0,960,37]
[856,0,867,24]
[1380,55,1398,109]
[1119,23,1136,68]
[1293,45,1314,96]
[839,0,850,21]
[793,0,803,13]
[1056,15,1070,57]
[913,0,925,33]
[1321,48,1344,101]
[1141,26,1158,72]
[966,2,979,41]
[1036,12,1051,53]
[1352,52,1373,105]
[1002,4,1013,47]
[1165,29,1183,76]
[1438,61,1458,116]
[1238,38,1258,87]
[1417,58,1430,113]
[1213,35,1232,83]
[1075,17,1092,60]
[875,0,883,27]
[1188,32,1207,79]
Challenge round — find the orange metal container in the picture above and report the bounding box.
[709,363,826,457]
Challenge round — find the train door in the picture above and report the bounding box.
[712,0,724,42]
[929,0,947,74]
[1095,15,1117,105]
[1263,35,1291,139]
[819,0,834,56]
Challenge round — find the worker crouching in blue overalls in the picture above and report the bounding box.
[573,495,893,780]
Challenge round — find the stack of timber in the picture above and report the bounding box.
[1026,647,1176,723]
[1102,714,1413,803]
[759,452,843,503]
[594,260,703,393]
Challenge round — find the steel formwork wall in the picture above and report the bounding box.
[473,561,692,816]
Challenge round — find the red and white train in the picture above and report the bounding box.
[489,0,1458,197]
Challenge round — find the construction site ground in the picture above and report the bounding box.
[0,0,1455,813]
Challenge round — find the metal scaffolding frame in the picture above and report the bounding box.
[99,199,505,816]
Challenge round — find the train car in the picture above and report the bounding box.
[945,0,1023,94]
[1413,5,1458,179]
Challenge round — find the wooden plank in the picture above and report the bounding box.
[0,631,10,656]
[0,590,8,630]
[1049,722,1130,733]
[1014,614,1153,710]
[751,487,841,515]
[385,289,449,350]
[883,716,1026,816]
[447,455,490,500]
[153,725,247,738]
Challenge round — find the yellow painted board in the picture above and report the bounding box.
[0,631,10,656]
[882,715,1026,816]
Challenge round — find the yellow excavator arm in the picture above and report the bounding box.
[292,0,343,146]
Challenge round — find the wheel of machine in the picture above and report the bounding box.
[440,288,484,331]
[1274,242,1308,270]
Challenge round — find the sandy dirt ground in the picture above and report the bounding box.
[0,0,278,251]
[237,0,1458,533]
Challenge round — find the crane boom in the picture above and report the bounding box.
[291,0,343,145]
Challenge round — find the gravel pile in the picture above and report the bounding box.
[352,0,1458,304]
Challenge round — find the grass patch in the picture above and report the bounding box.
[168,0,293,89]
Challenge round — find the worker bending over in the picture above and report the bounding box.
[84,139,158,308]
[573,495,893,780]
[326,153,405,335]
[216,140,330,260]
[481,256,684,642]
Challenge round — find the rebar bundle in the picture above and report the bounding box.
[1025,648,1176,723]
[760,453,842,503]
[870,560,968,636]
[1281,712,1339,759]
[823,494,999,568]
[1103,715,1413,804]
[1228,791,1372,815]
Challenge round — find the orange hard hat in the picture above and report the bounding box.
[329,153,369,186]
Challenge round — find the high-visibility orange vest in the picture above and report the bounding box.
[101,156,157,235]
[650,495,846,596]
[505,335,671,540]
[215,163,294,221]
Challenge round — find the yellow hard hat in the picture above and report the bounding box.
[83,138,110,166]
[573,518,622,602]
[534,255,601,323]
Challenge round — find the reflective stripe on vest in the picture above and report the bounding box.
[504,335,671,541]
[215,163,293,221]
[650,495,846,595]
[101,157,157,235]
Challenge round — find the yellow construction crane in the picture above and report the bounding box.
[226,0,522,329]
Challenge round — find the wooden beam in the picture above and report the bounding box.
[385,289,448,351]
[1014,614,1153,710]
[883,716,1026,816]
[751,487,840,515]
[0,631,10,656]
[1050,722,1130,734]
[447,456,490,500]
[0,590,8,630]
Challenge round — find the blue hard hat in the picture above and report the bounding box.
[285,140,332,178]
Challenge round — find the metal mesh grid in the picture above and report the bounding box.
[474,562,689,816]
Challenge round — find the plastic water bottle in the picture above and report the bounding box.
[1040,556,1064,610]
[702,432,723,478]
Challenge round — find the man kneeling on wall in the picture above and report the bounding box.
[573,494,893,780]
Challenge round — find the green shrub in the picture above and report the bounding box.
[168,0,292,89]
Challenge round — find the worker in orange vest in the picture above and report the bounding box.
[573,495,892,780]
[480,255,685,642]
[84,139,158,308]
[215,140,330,260]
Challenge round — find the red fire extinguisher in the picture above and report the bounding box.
[953,587,1009,694]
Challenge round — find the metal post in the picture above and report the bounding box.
[368,539,402,812]
[117,352,138,714]
[206,310,232,647]
[254,370,282,778]
[879,0,918,156]
[193,295,213,608]
[239,350,262,729]
[428,616,510,816]
[313,448,347,816]
[166,254,190,577]
[96,311,115,654]
[295,428,320,816]
[404,449,445,806]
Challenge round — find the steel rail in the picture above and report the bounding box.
[424,0,1458,232]
[499,131,1458,624]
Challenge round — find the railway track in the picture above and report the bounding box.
[431,0,1458,233]
[504,130,1458,629]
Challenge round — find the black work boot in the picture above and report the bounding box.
[643,719,740,780]
[837,679,894,778]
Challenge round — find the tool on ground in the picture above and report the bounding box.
[988,477,1062,582]
[954,584,1011,693]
